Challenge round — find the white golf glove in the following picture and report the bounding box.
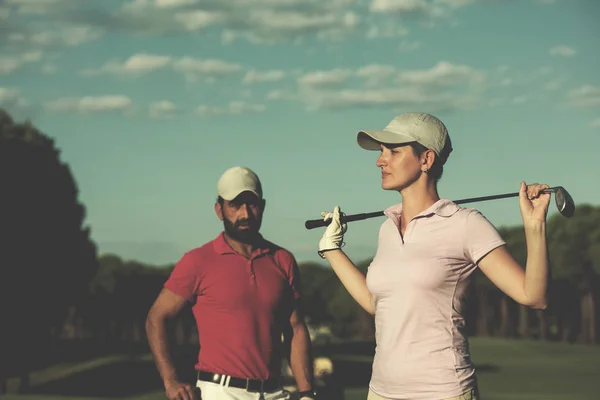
[318,205,347,257]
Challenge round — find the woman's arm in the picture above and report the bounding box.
[319,206,375,315]
[478,182,551,309]
[323,250,375,315]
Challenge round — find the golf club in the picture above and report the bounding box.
[304,186,575,230]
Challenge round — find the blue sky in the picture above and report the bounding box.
[1,0,599,266]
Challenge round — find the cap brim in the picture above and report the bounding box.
[220,188,261,201]
[357,130,416,151]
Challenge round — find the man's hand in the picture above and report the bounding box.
[318,206,347,257]
[164,379,198,400]
[297,390,317,400]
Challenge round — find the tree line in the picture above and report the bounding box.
[1,108,598,392]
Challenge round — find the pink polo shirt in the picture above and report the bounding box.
[365,199,505,399]
[164,232,301,380]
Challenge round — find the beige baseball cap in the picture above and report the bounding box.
[217,166,263,201]
[357,112,453,164]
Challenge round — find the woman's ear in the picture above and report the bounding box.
[422,149,435,169]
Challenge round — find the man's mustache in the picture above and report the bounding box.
[235,219,254,228]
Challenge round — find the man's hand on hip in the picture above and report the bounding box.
[165,379,198,400]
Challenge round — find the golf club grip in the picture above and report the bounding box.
[305,211,384,230]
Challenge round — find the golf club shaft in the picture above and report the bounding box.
[304,187,560,230]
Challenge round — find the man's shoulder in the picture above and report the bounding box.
[261,238,296,264]
[178,236,221,264]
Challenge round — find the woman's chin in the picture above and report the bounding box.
[381,181,398,191]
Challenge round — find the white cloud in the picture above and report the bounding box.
[544,79,562,91]
[5,0,67,15]
[437,0,553,8]
[297,86,479,112]
[174,10,226,31]
[3,0,557,50]
[172,57,243,82]
[512,95,527,104]
[45,95,134,113]
[370,0,445,17]
[82,53,172,77]
[0,6,10,19]
[298,69,354,88]
[42,64,57,74]
[398,38,421,53]
[434,0,475,8]
[242,69,286,84]
[549,45,576,57]
[266,89,297,101]
[7,26,102,48]
[62,26,104,46]
[81,0,362,45]
[272,61,489,112]
[196,101,266,116]
[590,118,600,128]
[245,9,360,38]
[156,0,198,8]
[0,87,28,108]
[149,100,179,119]
[124,0,199,11]
[366,23,408,39]
[397,61,485,87]
[568,85,600,108]
[356,64,396,87]
[81,54,242,82]
[0,58,21,75]
[0,51,44,75]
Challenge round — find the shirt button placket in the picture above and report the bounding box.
[248,259,256,284]
[404,219,417,243]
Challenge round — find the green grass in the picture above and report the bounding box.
[469,337,600,400]
[2,337,599,400]
[333,337,600,400]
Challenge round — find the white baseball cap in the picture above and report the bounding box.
[357,112,453,164]
[217,166,263,201]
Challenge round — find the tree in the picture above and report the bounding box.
[298,262,337,326]
[497,225,533,339]
[325,259,374,340]
[0,109,99,392]
[547,204,600,344]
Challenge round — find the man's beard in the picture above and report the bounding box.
[223,217,261,244]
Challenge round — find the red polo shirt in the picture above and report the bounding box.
[164,232,301,380]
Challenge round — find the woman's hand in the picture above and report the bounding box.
[519,181,551,227]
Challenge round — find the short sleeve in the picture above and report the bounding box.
[463,209,506,265]
[163,251,201,303]
[287,254,302,300]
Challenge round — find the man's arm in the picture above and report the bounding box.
[286,306,315,396]
[146,288,197,400]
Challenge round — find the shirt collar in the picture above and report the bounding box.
[213,231,273,258]
[384,198,461,225]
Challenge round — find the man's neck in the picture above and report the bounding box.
[223,232,259,259]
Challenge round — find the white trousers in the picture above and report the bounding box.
[196,380,292,400]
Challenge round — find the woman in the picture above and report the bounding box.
[317,112,551,400]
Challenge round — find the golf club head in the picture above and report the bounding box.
[553,186,575,217]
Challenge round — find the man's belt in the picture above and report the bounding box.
[197,370,281,393]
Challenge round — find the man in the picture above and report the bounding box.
[146,166,317,400]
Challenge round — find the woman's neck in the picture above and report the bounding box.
[399,180,440,222]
